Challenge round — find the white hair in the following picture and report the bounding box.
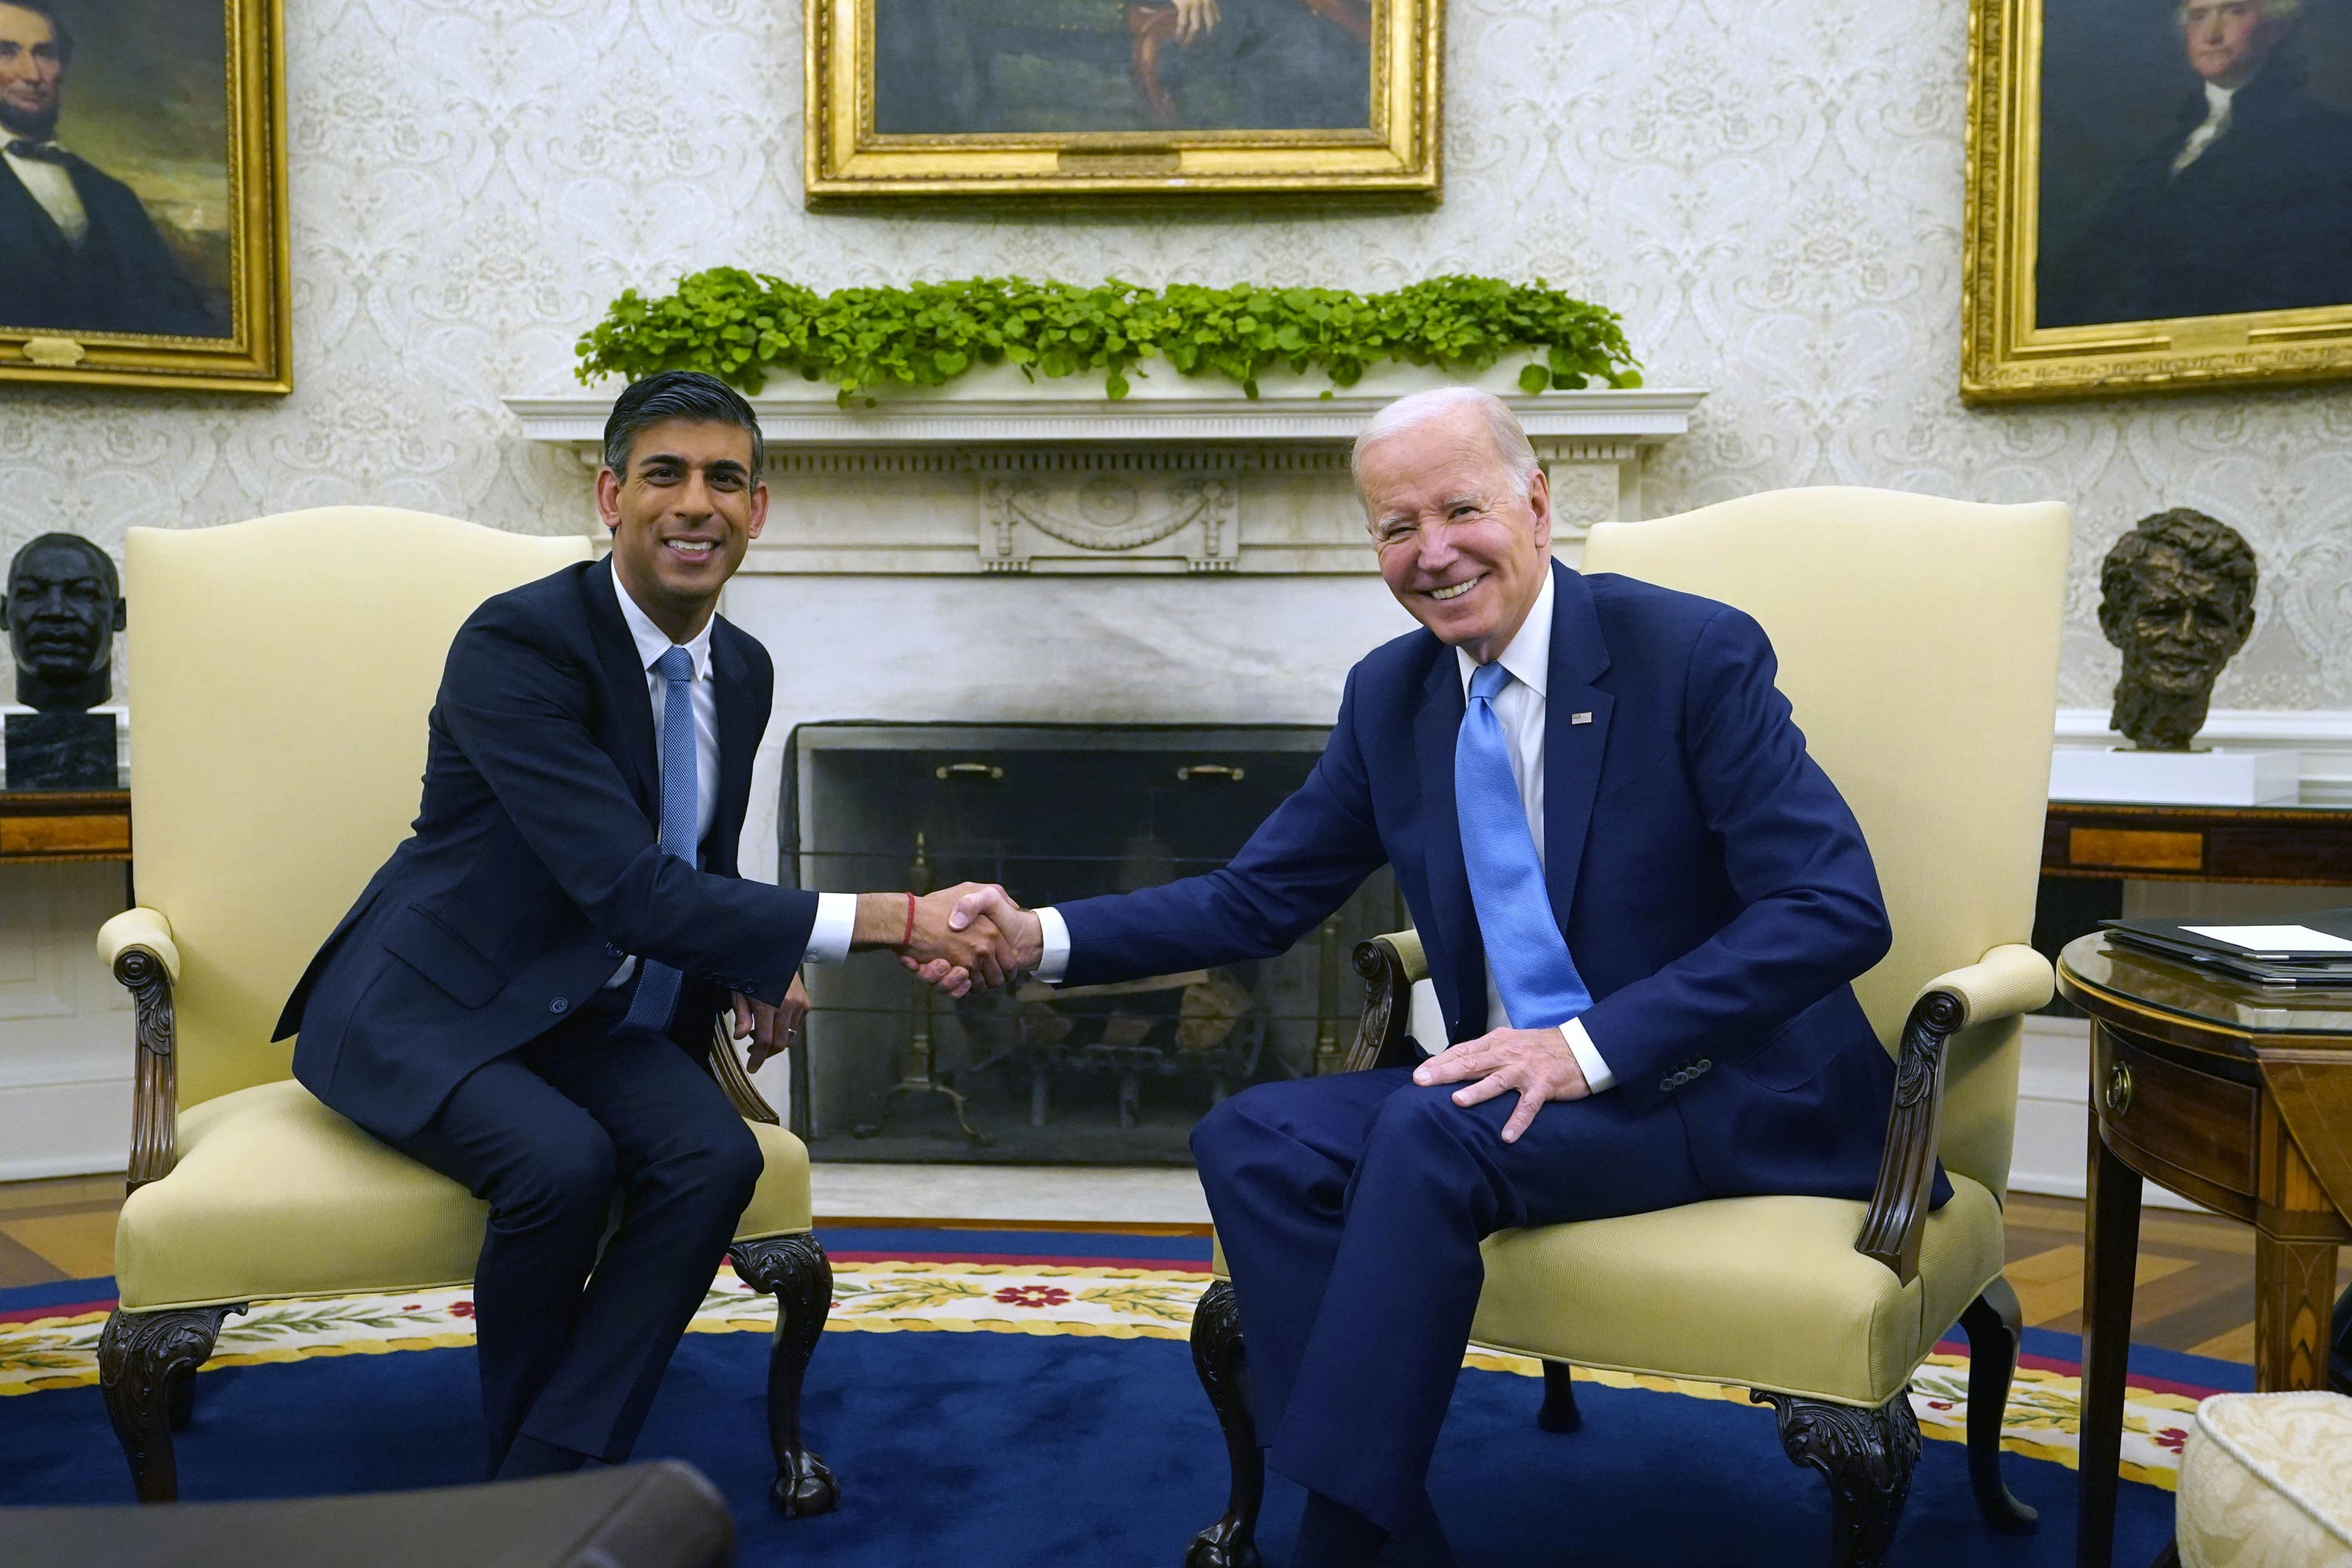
[1348,387,1541,506]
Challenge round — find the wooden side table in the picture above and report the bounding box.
[2057,934,2352,1568]
[0,787,130,864]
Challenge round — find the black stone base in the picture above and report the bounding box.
[5,712,116,789]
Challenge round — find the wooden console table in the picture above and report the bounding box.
[2058,934,2352,1567]
[0,788,131,864]
[2044,801,2352,886]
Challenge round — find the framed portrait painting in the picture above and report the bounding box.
[1963,0,2352,401]
[804,0,1442,201]
[0,0,289,394]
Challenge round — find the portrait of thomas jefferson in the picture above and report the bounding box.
[0,0,228,339]
[2038,0,2352,328]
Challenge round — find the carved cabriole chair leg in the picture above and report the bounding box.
[97,1303,245,1502]
[1751,1389,1921,1568]
[1537,1359,1583,1433]
[1185,1279,1264,1568]
[728,1232,839,1517]
[1957,1277,2038,1534]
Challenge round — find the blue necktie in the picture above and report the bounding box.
[1457,661,1591,1031]
[622,645,698,1031]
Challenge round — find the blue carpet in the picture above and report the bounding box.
[0,1229,2183,1566]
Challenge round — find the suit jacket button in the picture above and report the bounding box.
[549,997,569,1014]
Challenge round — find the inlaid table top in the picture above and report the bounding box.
[2060,933,2352,1043]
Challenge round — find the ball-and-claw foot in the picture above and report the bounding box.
[771,1451,839,1517]
[1185,1518,1262,1568]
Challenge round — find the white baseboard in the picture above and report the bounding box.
[2009,1014,2205,1214]
[0,1075,130,1181]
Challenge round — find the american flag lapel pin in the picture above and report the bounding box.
[1570,711,1593,725]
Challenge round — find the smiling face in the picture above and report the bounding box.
[0,3,65,141]
[595,417,768,642]
[2116,545,2251,695]
[2181,0,2284,88]
[1359,405,1552,665]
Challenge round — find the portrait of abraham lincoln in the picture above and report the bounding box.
[0,0,232,341]
[872,0,1375,135]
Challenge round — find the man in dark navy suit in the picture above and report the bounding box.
[2040,0,2352,327]
[0,0,223,337]
[951,388,1907,1566]
[278,372,1015,1482]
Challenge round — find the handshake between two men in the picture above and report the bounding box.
[728,884,1043,1071]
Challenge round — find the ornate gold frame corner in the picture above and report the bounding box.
[0,0,292,395]
[1962,0,2352,405]
[804,0,1442,203]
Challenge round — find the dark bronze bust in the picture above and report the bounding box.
[2,534,125,788]
[2096,509,2257,751]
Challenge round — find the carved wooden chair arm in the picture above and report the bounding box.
[708,1011,782,1126]
[98,908,183,1192]
[1853,944,2053,1287]
[1341,931,1428,1073]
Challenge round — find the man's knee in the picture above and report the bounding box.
[652,1114,764,1214]
[503,1126,619,1229]
[1189,1081,1294,1171]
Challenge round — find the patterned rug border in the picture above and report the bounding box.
[0,1255,2198,1491]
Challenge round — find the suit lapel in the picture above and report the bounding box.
[0,160,72,266]
[579,557,660,815]
[1412,647,1486,1040]
[1543,562,1614,938]
[710,623,758,877]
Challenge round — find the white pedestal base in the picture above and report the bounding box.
[2049,746,2301,807]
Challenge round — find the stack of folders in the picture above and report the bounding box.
[2101,909,2352,986]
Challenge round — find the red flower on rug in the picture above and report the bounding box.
[2153,1427,2187,1454]
[449,1301,476,1319]
[993,1286,1072,1308]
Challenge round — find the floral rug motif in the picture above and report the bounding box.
[0,1250,2200,1491]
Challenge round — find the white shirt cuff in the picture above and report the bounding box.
[805,892,858,964]
[1035,906,1073,984]
[1561,1017,1614,1094]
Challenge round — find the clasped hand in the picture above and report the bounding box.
[1411,1025,1590,1143]
[888,884,1043,998]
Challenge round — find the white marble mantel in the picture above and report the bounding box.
[506,368,1706,576]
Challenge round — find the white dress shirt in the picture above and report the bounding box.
[1036,570,1615,1093]
[2,140,89,246]
[2173,81,2235,176]
[604,568,858,985]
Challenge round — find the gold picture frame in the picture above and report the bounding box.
[804,0,1442,202]
[1963,0,2352,403]
[0,0,289,394]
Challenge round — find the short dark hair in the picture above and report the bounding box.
[2,0,75,64]
[2097,506,2259,641]
[601,371,764,478]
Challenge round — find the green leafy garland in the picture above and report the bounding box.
[575,271,1642,402]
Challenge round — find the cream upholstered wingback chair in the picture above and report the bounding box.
[1183,488,2070,1568]
[92,510,834,1513]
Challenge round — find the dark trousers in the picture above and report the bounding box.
[1189,1068,1707,1535]
[390,989,764,1475]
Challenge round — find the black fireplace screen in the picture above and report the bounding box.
[782,723,1403,1165]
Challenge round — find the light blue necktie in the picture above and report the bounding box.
[1457,661,1591,1031]
[622,645,698,1031]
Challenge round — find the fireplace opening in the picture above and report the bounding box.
[782,723,1403,1165]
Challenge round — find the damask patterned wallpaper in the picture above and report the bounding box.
[3,0,2348,709]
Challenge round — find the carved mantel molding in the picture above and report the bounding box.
[505,373,1706,576]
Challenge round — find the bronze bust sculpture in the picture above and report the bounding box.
[2,533,125,788]
[2096,508,2257,751]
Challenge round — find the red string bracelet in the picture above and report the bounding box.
[903,891,917,949]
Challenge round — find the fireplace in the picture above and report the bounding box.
[783,722,1403,1164]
